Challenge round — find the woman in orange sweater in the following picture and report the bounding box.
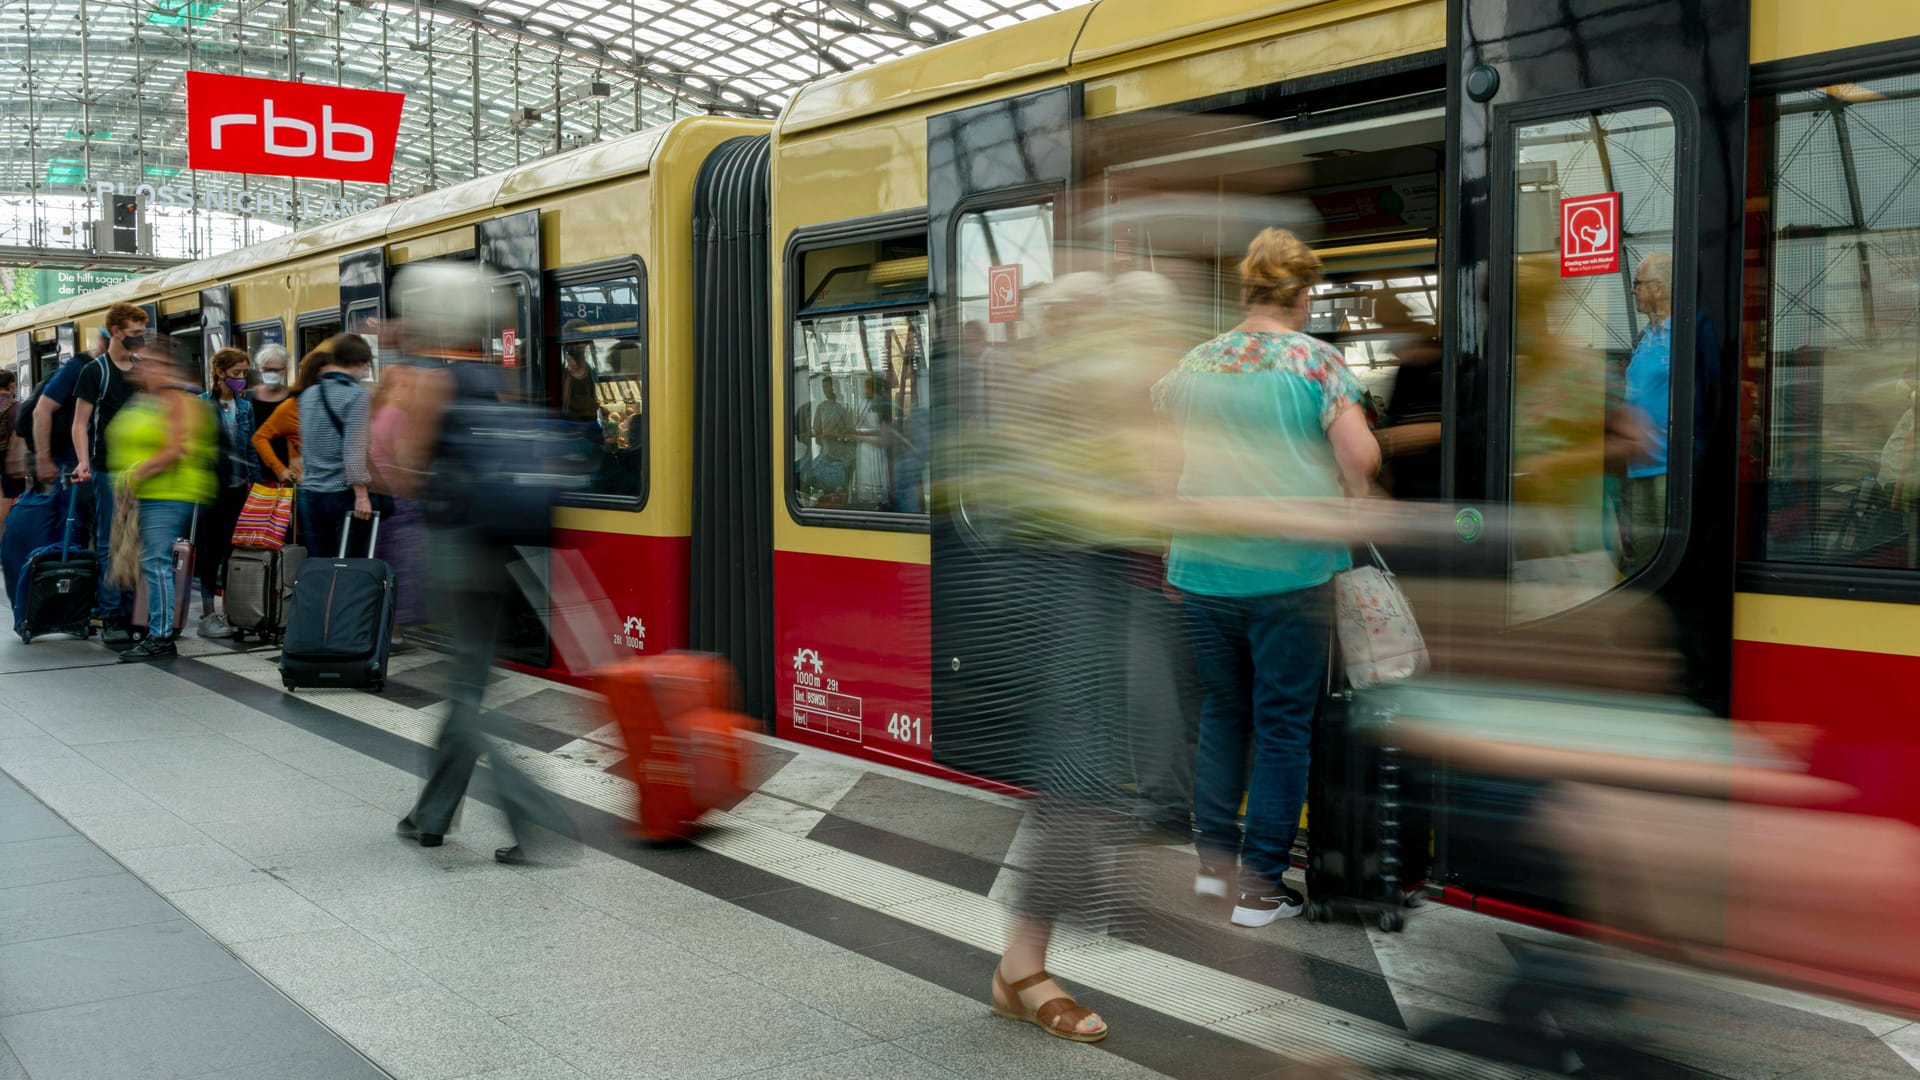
[251,342,333,483]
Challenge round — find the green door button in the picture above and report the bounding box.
[1454,506,1484,543]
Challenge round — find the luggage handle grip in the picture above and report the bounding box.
[339,511,381,560]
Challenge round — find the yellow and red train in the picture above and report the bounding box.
[6,0,1919,1003]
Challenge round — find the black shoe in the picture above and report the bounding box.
[494,845,526,865]
[117,636,177,663]
[101,620,134,646]
[396,817,443,847]
[1231,884,1306,927]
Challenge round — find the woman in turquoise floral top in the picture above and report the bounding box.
[1154,227,1380,926]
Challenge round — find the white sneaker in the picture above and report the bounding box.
[197,613,233,639]
[1194,864,1230,899]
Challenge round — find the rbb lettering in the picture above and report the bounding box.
[210,102,375,162]
[187,71,405,184]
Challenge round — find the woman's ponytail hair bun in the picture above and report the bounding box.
[1239,227,1324,311]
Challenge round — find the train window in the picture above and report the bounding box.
[1743,70,1920,574]
[556,274,645,503]
[790,233,930,518]
[1505,103,1678,622]
[238,320,284,362]
[297,314,339,360]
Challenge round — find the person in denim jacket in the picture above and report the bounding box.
[193,347,258,638]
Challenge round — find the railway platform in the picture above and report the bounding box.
[2,621,1917,1080]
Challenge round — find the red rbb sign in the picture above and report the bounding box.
[186,72,406,184]
[1560,192,1622,277]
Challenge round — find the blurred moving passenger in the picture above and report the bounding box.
[193,347,258,639]
[558,326,600,426]
[110,337,216,662]
[368,368,426,643]
[1620,252,1674,574]
[975,270,1189,1045]
[295,334,375,557]
[250,343,333,488]
[71,301,148,644]
[1153,227,1379,927]
[389,261,573,864]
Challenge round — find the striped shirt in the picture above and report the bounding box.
[296,375,371,492]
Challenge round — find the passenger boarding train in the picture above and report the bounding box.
[8,0,1919,1008]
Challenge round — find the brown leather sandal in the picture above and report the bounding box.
[990,968,1108,1043]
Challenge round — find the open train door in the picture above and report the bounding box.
[1436,0,1749,903]
[926,86,1080,786]
[477,209,551,668]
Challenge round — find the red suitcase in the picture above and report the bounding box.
[600,653,753,843]
[131,516,195,638]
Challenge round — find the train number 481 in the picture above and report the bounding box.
[886,713,924,745]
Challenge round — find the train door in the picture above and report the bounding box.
[477,210,551,667]
[339,247,385,374]
[926,86,1079,784]
[200,285,232,359]
[1433,0,1750,904]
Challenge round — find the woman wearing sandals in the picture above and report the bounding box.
[974,271,1191,1044]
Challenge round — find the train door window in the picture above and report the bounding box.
[238,319,285,360]
[162,312,206,386]
[555,269,645,504]
[298,312,340,360]
[1743,68,1920,574]
[344,299,379,378]
[789,226,930,520]
[1504,103,1680,622]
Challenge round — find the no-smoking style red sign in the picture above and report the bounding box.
[987,264,1021,324]
[1559,192,1622,277]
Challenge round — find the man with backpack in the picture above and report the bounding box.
[6,348,93,608]
[69,302,147,644]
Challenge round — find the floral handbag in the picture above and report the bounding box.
[1334,543,1430,689]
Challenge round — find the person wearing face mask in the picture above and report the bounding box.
[70,302,148,644]
[193,347,258,638]
[250,344,294,432]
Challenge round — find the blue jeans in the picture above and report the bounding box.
[2,485,70,609]
[91,472,131,621]
[139,499,196,638]
[1185,583,1331,893]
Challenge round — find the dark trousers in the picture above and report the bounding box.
[89,472,131,621]
[196,483,250,603]
[2,485,69,607]
[408,527,569,846]
[299,488,378,559]
[1185,584,1331,893]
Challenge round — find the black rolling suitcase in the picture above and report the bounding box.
[1303,688,1420,932]
[16,483,96,643]
[279,515,393,692]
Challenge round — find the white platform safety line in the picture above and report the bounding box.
[192,647,1540,1078]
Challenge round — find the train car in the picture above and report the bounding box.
[764,0,1920,1002]
[0,115,772,681]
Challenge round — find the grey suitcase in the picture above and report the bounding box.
[224,547,282,642]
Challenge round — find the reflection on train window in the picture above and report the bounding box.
[950,202,1054,525]
[1305,261,1443,499]
[299,317,340,361]
[345,300,380,379]
[240,320,285,361]
[1744,71,1920,572]
[1507,103,1677,622]
[557,274,645,502]
[791,234,929,516]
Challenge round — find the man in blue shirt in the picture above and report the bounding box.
[1621,252,1672,574]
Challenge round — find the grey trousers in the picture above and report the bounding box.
[408,528,571,846]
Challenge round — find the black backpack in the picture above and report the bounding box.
[425,362,589,548]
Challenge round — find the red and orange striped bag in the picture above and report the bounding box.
[230,482,294,550]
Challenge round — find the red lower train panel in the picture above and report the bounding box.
[772,548,937,774]
[540,529,691,683]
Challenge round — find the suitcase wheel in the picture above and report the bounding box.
[1305,900,1331,924]
[281,677,295,691]
[17,631,30,644]
[1378,909,1405,933]
[371,680,385,693]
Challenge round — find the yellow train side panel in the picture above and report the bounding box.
[1082,0,1443,117]
[1733,593,1920,660]
[1750,0,1920,65]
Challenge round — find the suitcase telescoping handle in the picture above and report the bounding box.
[339,511,381,559]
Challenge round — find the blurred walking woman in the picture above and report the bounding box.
[1153,227,1379,926]
[111,339,217,662]
[194,347,257,638]
[296,334,375,556]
